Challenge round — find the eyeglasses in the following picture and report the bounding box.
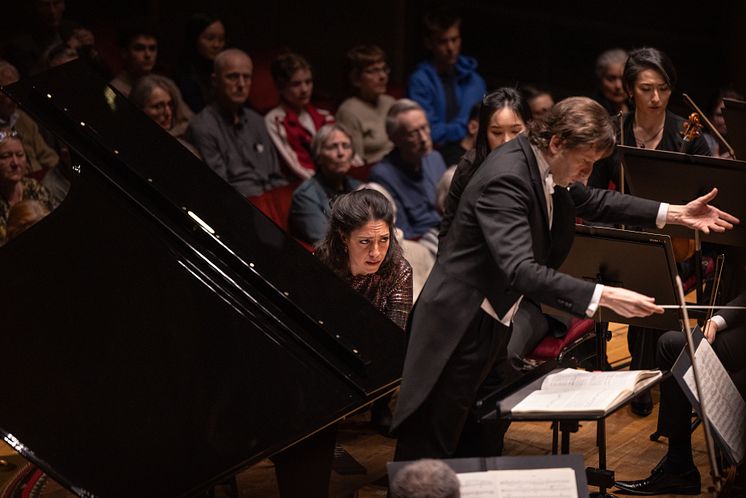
[362,64,391,76]
[403,123,430,141]
[0,129,19,143]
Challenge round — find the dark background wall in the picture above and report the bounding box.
[2,0,744,115]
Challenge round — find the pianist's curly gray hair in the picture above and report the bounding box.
[315,188,403,278]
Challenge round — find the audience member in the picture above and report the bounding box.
[130,74,194,140]
[438,103,479,167]
[265,52,335,180]
[0,62,61,180]
[4,0,96,76]
[6,199,50,241]
[704,88,743,158]
[389,459,461,498]
[109,24,158,96]
[370,99,446,249]
[289,123,361,245]
[335,44,395,164]
[176,13,226,113]
[408,8,486,146]
[187,49,287,197]
[0,129,56,245]
[522,85,554,120]
[593,48,630,116]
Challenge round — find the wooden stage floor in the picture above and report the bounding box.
[0,324,717,497]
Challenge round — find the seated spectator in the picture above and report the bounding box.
[370,99,446,249]
[408,8,486,147]
[176,13,226,113]
[0,129,57,245]
[6,199,50,241]
[109,24,158,97]
[0,61,69,206]
[265,52,334,181]
[439,103,479,167]
[704,88,743,158]
[187,49,287,197]
[335,45,395,164]
[522,84,554,120]
[389,459,461,498]
[5,0,97,77]
[289,124,361,245]
[593,48,630,116]
[130,74,194,140]
[0,62,60,180]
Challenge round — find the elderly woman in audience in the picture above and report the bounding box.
[176,13,226,113]
[335,45,396,164]
[130,74,199,156]
[265,52,335,180]
[0,129,56,245]
[289,123,361,245]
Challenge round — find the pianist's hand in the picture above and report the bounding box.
[599,286,664,318]
[667,188,740,234]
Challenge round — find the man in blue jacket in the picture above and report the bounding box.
[408,9,486,147]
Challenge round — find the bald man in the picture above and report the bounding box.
[187,49,287,197]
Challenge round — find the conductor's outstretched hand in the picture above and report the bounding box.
[667,188,740,234]
[599,286,664,318]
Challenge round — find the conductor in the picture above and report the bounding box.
[391,97,740,461]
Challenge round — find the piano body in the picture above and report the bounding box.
[0,61,406,497]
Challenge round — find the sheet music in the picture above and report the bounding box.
[541,368,657,391]
[683,338,746,462]
[511,388,622,414]
[458,468,578,498]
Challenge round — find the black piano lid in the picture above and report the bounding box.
[0,60,405,497]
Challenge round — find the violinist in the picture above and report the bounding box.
[589,47,712,417]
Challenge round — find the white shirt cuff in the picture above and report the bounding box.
[710,315,727,331]
[586,284,605,317]
[656,203,669,229]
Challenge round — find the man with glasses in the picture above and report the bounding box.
[370,99,446,248]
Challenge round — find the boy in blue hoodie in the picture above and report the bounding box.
[408,9,486,147]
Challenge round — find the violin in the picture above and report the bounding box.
[680,112,703,153]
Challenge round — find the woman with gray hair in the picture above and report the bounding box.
[289,123,362,244]
[130,74,194,139]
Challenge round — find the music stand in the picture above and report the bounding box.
[543,224,681,497]
[722,97,746,160]
[620,145,746,249]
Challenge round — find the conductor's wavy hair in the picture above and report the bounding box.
[527,96,616,156]
[315,189,403,278]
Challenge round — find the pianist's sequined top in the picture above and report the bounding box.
[346,257,413,330]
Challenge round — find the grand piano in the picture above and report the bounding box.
[0,61,406,497]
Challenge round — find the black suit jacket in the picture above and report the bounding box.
[392,134,661,428]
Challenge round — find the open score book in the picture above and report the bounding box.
[511,368,662,417]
